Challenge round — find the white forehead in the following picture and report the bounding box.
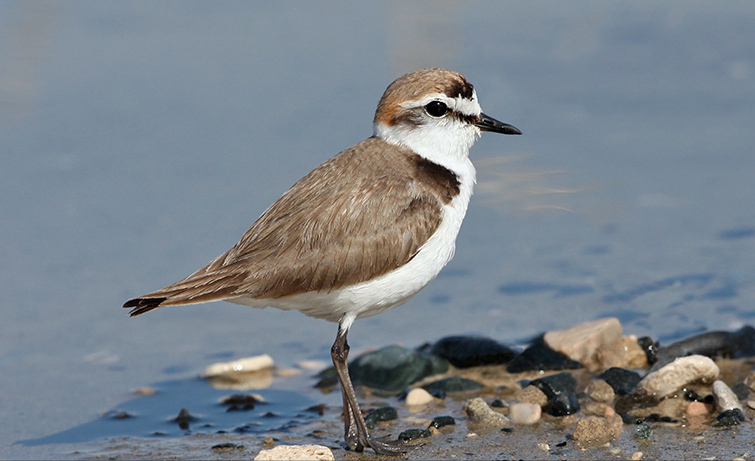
[399,89,482,117]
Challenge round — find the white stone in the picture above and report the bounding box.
[638,355,719,398]
[405,388,434,406]
[254,444,334,461]
[201,354,275,390]
[712,379,742,412]
[508,402,541,425]
[201,354,274,377]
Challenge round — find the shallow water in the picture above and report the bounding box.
[2,2,754,459]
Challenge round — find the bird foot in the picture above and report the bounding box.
[347,433,419,456]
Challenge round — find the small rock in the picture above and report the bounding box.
[530,372,578,397]
[637,355,719,399]
[544,317,625,371]
[133,387,156,396]
[714,408,745,427]
[297,360,328,371]
[634,422,653,440]
[731,382,750,400]
[212,443,244,453]
[398,428,431,441]
[551,392,580,416]
[173,408,196,430]
[537,442,550,452]
[221,393,262,411]
[490,398,507,408]
[508,402,541,425]
[747,400,755,410]
[649,326,755,372]
[202,355,275,390]
[428,415,455,429]
[530,372,580,416]
[464,398,510,428]
[350,345,448,392]
[572,414,623,448]
[254,444,334,461]
[364,406,398,429]
[516,385,548,406]
[598,367,642,395]
[712,380,743,412]
[686,401,711,416]
[622,335,651,369]
[506,337,583,372]
[202,354,274,377]
[405,388,434,406]
[422,377,483,394]
[585,379,616,403]
[631,452,644,461]
[429,336,519,368]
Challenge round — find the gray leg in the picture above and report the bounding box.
[330,323,413,455]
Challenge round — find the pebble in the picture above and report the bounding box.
[631,452,644,460]
[712,379,743,412]
[254,444,334,461]
[506,338,583,373]
[422,377,483,394]
[349,345,448,391]
[634,422,653,440]
[637,355,719,399]
[297,360,329,371]
[428,415,455,429]
[748,400,755,410]
[571,414,623,448]
[405,388,435,406]
[212,443,245,453]
[714,408,745,427]
[398,428,431,441]
[598,367,642,395]
[686,400,711,416]
[364,406,398,429]
[530,372,580,416]
[543,317,625,371]
[585,379,616,403]
[464,398,511,428]
[649,326,755,372]
[508,402,541,425]
[202,354,274,377]
[133,387,156,396]
[201,354,275,390]
[429,335,519,368]
[516,384,548,406]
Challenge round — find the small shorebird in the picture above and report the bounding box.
[124,68,521,455]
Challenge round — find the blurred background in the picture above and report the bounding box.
[1,1,754,458]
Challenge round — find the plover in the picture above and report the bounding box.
[124,68,521,455]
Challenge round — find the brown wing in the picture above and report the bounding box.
[124,138,454,316]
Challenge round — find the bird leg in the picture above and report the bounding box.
[331,323,412,455]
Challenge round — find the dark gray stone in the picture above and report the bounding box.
[422,377,483,395]
[506,337,583,373]
[598,367,642,395]
[349,345,449,392]
[429,336,519,368]
[364,406,398,429]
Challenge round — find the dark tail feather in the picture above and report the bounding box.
[123,297,168,316]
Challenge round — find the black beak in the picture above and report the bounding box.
[475,113,522,135]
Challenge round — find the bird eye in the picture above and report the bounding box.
[425,100,449,118]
